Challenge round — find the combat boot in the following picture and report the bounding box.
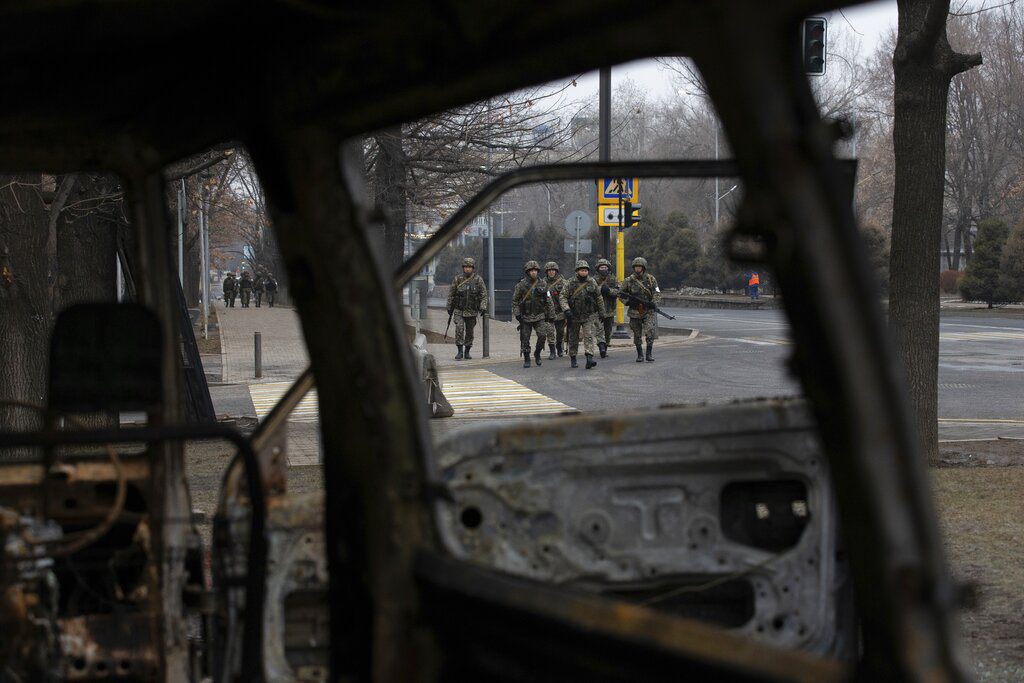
[556,342,564,358]
[523,353,531,368]
[585,353,597,369]
[635,345,644,362]
[598,342,607,359]
[534,341,543,366]
[646,341,655,362]
[454,345,464,360]
[464,345,472,359]
[570,356,578,368]
[548,344,556,360]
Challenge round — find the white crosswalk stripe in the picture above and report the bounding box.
[441,369,576,417]
[249,382,319,422]
[939,331,1024,342]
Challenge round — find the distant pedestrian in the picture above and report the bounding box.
[223,272,237,307]
[265,274,278,307]
[594,257,619,358]
[446,257,488,360]
[544,261,567,359]
[618,256,661,362]
[239,271,253,308]
[253,273,266,307]
[561,260,605,369]
[749,272,760,301]
[511,260,556,368]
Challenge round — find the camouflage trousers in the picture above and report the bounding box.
[519,319,551,355]
[629,312,657,344]
[600,316,614,345]
[568,317,599,357]
[454,315,477,346]
[550,318,565,346]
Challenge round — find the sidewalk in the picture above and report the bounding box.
[213,305,319,466]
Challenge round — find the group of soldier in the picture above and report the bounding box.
[222,270,279,308]
[447,256,661,369]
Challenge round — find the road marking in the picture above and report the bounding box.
[442,368,576,417]
[723,336,790,346]
[943,322,1024,332]
[249,382,319,422]
[938,417,1024,425]
[939,331,1024,342]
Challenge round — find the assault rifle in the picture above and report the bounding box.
[443,309,454,341]
[618,292,676,320]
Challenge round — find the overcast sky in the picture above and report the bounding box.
[569,0,898,100]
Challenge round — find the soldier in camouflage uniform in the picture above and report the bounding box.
[446,257,488,360]
[594,257,619,358]
[617,256,661,362]
[511,260,556,368]
[222,272,237,307]
[543,261,567,360]
[560,260,605,369]
[238,271,253,308]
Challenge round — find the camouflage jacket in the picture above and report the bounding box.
[618,272,662,318]
[447,273,487,316]
[238,277,253,291]
[222,277,236,293]
[511,277,556,323]
[545,275,568,321]
[254,278,265,292]
[561,276,606,321]
[594,271,619,318]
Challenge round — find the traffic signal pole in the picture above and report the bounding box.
[599,67,611,259]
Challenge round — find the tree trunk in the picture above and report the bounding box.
[0,174,52,433]
[57,175,118,310]
[373,126,408,271]
[890,0,981,463]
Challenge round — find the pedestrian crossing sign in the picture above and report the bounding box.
[598,177,638,204]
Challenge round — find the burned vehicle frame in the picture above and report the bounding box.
[0,0,967,681]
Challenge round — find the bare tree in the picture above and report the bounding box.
[890,0,982,464]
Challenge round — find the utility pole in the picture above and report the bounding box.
[199,175,210,340]
[177,179,185,283]
[599,67,611,259]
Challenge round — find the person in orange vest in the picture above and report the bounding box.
[748,272,760,301]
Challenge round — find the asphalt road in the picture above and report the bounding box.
[437,307,1024,442]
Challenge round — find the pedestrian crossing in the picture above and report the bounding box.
[249,381,319,422]
[248,370,574,422]
[441,368,576,418]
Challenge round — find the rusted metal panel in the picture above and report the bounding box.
[59,614,160,680]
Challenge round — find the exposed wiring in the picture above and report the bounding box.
[0,399,126,558]
[639,551,785,606]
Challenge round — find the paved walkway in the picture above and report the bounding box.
[214,305,319,466]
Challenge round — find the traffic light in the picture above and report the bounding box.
[622,200,640,228]
[802,17,826,76]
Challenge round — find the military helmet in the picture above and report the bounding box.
[631,256,648,269]
[596,258,612,268]
[575,259,590,270]
[462,257,476,267]
[544,261,559,272]
[524,260,540,273]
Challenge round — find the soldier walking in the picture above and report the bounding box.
[618,256,661,362]
[560,260,605,369]
[238,271,253,308]
[253,272,266,308]
[594,257,619,358]
[223,272,237,307]
[543,261,567,359]
[446,257,488,360]
[264,273,278,307]
[512,260,556,368]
